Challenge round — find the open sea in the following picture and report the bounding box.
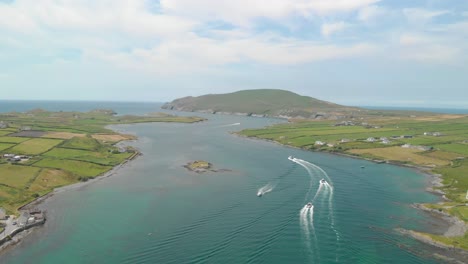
[0,101,459,263]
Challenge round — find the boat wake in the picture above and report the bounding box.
[288,156,340,260]
[257,183,276,197]
[218,123,240,128]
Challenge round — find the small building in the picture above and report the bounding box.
[433,132,442,137]
[0,208,6,220]
[315,141,325,146]
[0,121,7,129]
[340,138,351,143]
[366,137,376,142]
[381,139,391,144]
[423,132,430,136]
[327,143,335,148]
[401,144,412,148]
[401,135,413,139]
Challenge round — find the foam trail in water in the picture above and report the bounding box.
[256,182,276,197]
[290,157,340,259]
[217,123,240,128]
[299,204,319,261]
[288,157,317,200]
[311,181,324,202]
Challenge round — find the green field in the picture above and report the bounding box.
[60,136,102,151]
[9,138,63,155]
[43,147,132,166]
[433,143,468,156]
[28,169,76,196]
[0,164,41,188]
[34,158,113,178]
[0,143,15,151]
[0,130,13,136]
[0,136,31,143]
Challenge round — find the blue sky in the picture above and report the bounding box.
[1,0,467,108]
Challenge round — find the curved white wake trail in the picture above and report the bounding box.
[311,182,324,202]
[257,183,276,196]
[288,158,317,200]
[298,159,333,185]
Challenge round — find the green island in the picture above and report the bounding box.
[0,109,204,214]
[239,113,468,249]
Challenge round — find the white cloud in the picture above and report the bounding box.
[397,32,463,63]
[160,0,380,25]
[0,0,466,77]
[321,22,349,37]
[101,34,377,74]
[0,0,197,36]
[358,5,387,22]
[403,8,450,25]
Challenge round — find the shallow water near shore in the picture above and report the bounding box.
[0,103,448,263]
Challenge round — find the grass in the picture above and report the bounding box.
[433,143,468,156]
[0,164,41,188]
[0,143,15,151]
[426,233,468,250]
[0,136,31,144]
[9,138,63,155]
[28,169,76,195]
[349,147,450,166]
[60,136,102,151]
[43,147,132,166]
[34,157,113,177]
[0,130,13,136]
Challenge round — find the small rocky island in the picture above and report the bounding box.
[184,160,212,173]
[183,160,231,174]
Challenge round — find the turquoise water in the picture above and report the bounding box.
[0,103,446,263]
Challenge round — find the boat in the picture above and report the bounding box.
[257,192,263,197]
[288,156,294,160]
[320,179,326,184]
[306,202,312,209]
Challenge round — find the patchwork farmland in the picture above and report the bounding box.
[0,109,204,213]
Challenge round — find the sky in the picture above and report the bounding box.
[1,0,467,108]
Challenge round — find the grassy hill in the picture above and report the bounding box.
[162,89,360,118]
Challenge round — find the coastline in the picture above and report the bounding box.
[0,129,142,254]
[233,132,467,253]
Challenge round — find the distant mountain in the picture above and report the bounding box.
[161,89,362,119]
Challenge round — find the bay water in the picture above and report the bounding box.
[0,102,447,263]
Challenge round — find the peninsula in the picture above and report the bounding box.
[165,89,468,251]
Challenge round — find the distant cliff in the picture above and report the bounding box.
[161,89,361,119]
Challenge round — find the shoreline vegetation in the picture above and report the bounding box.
[0,109,204,250]
[235,113,468,252]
